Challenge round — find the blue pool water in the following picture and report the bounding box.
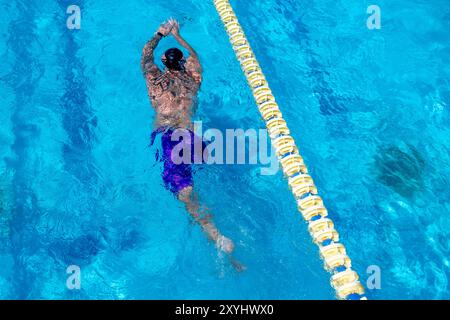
[1,0,449,299]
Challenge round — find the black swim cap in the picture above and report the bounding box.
[163,48,184,70]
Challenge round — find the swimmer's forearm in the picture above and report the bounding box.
[141,33,162,68]
[173,33,199,60]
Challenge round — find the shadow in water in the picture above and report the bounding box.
[374,143,425,198]
[58,0,98,184]
[48,231,107,267]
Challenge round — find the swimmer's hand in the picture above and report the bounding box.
[157,20,174,37]
[168,18,180,37]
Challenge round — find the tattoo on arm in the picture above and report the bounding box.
[141,34,162,73]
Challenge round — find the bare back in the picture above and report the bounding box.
[141,29,203,129]
[145,59,201,128]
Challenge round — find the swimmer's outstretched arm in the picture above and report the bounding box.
[168,19,203,76]
[141,20,173,75]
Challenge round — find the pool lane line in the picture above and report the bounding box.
[212,0,366,300]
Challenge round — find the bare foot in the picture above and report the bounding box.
[229,257,247,272]
[216,235,234,254]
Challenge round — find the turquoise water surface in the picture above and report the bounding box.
[0,0,449,299]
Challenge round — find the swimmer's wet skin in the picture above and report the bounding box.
[142,19,241,264]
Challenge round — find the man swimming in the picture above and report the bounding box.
[142,19,235,254]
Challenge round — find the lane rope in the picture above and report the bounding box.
[212,0,367,300]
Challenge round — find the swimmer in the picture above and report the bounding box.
[142,19,238,258]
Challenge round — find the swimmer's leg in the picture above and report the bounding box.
[178,186,235,254]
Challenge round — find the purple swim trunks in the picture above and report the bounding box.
[151,127,206,195]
